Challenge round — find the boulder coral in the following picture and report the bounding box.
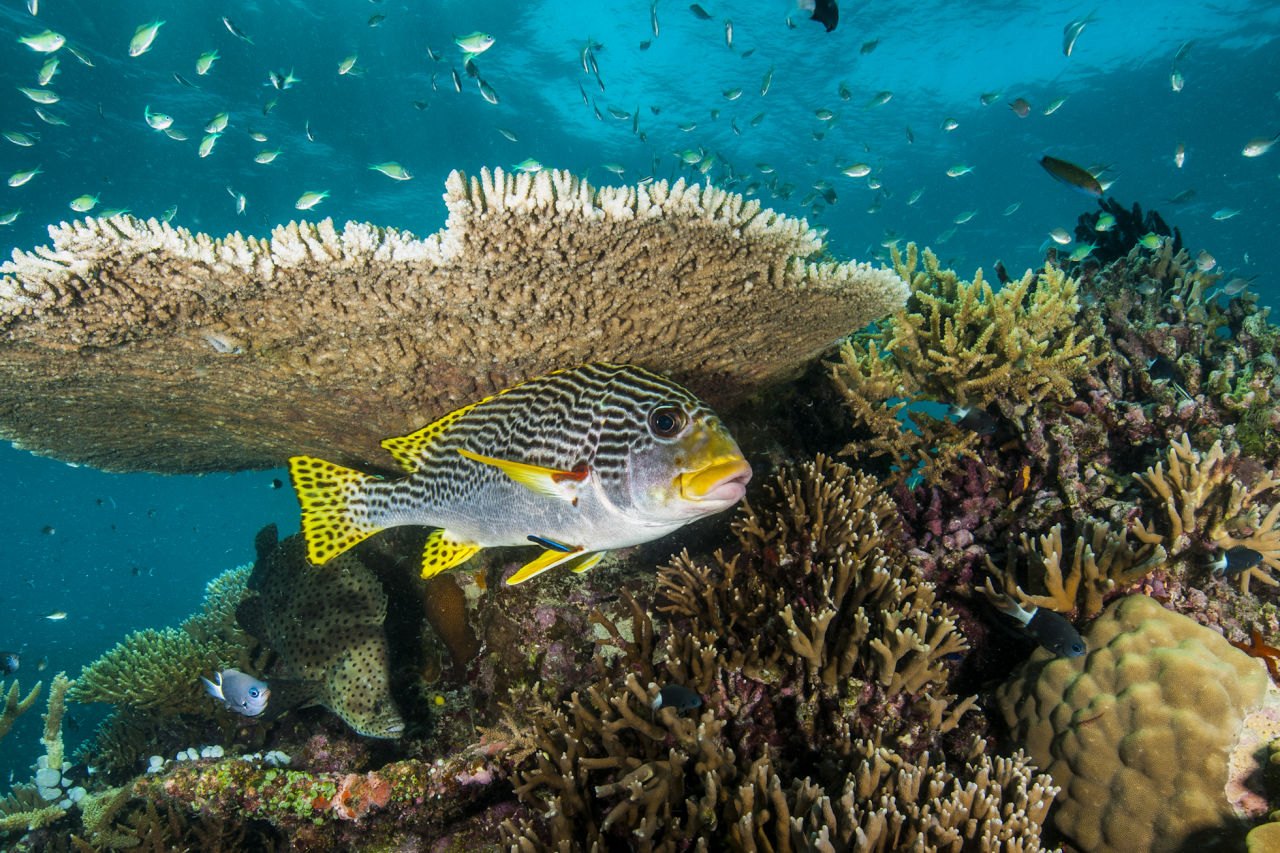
[996,593,1278,853]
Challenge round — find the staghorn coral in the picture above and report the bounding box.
[832,243,1102,485]
[0,679,42,743]
[659,454,976,748]
[0,168,907,474]
[70,565,255,715]
[997,593,1278,853]
[0,672,75,836]
[1132,434,1280,593]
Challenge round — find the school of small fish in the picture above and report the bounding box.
[0,4,1270,296]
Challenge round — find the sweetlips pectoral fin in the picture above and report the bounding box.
[507,546,591,585]
[421,528,481,579]
[457,448,587,500]
[288,455,383,565]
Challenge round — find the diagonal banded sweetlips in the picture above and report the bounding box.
[288,363,751,585]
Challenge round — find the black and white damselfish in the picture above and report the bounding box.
[289,363,752,585]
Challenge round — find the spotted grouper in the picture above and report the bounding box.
[237,525,405,739]
[288,362,752,585]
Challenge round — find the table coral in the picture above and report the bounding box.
[0,168,907,473]
[996,593,1275,853]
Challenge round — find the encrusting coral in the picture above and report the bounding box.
[0,167,907,473]
[997,594,1278,853]
[499,455,1057,850]
[832,243,1102,485]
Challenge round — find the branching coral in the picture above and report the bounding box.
[659,454,975,748]
[1132,435,1280,593]
[495,455,1050,850]
[70,565,255,715]
[0,678,42,743]
[831,243,1103,485]
[985,521,1160,617]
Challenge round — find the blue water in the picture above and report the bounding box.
[0,0,1277,781]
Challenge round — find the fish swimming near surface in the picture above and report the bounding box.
[1037,154,1102,197]
[983,581,1086,657]
[797,0,838,31]
[202,668,270,716]
[289,363,751,586]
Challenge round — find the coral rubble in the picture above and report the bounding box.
[0,168,907,473]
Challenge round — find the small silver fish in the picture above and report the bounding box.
[202,668,269,716]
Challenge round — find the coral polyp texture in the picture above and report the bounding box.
[0,167,907,473]
[997,594,1277,853]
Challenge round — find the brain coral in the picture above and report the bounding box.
[0,168,907,473]
[996,593,1275,853]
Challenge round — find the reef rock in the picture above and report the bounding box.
[237,526,405,739]
[996,593,1278,853]
[0,168,908,473]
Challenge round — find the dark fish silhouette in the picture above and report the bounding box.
[1038,154,1102,197]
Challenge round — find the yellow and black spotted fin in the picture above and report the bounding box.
[288,455,381,566]
[506,546,595,585]
[380,398,488,472]
[457,448,587,500]
[421,528,481,579]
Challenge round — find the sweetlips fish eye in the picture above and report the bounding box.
[249,687,260,698]
[647,405,687,438]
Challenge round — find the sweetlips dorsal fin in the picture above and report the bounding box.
[379,366,592,472]
[381,398,486,472]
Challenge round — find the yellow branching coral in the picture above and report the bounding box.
[0,168,908,473]
[986,521,1160,617]
[886,243,1103,406]
[831,243,1104,484]
[1133,435,1280,593]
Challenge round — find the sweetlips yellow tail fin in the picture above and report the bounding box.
[288,455,382,565]
[421,528,481,579]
